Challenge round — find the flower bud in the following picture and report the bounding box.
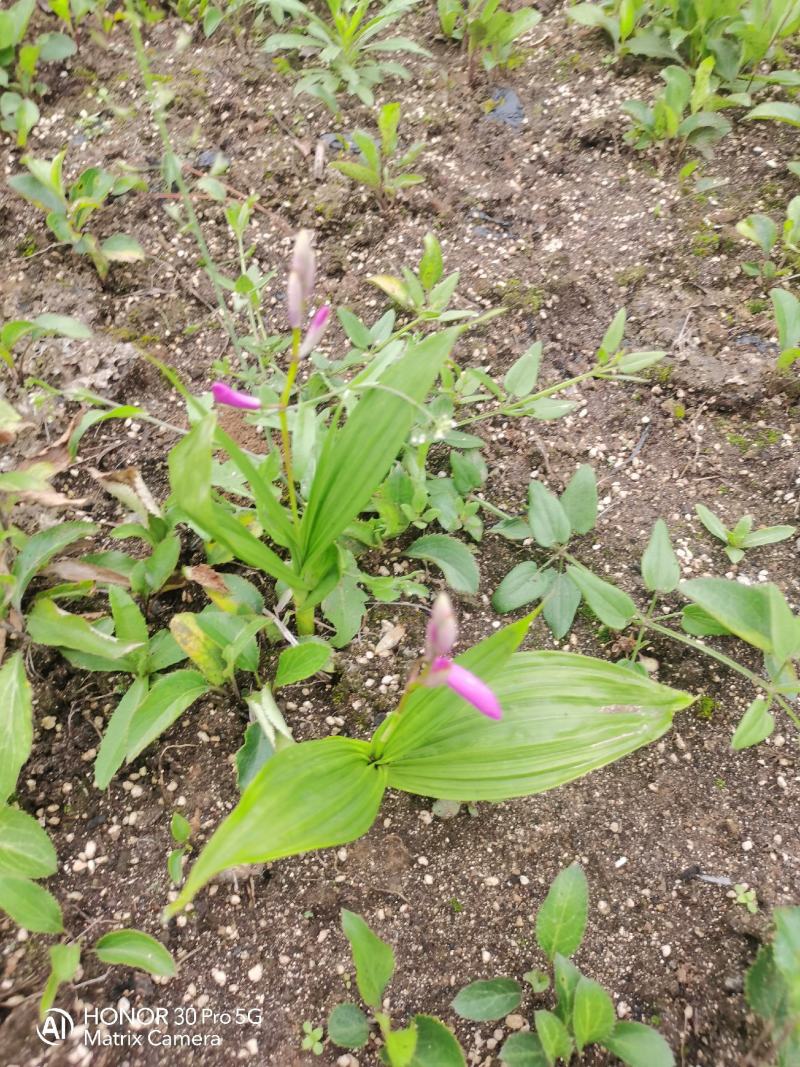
[425,592,458,661]
[211,381,262,411]
[287,269,304,329]
[291,229,315,302]
[298,305,332,358]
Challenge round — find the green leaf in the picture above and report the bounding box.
[101,233,145,262]
[94,678,148,790]
[341,909,395,1010]
[747,102,800,127]
[404,534,479,595]
[11,521,98,610]
[301,328,458,565]
[503,343,542,398]
[492,562,551,613]
[418,233,443,290]
[641,520,680,594]
[410,1015,465,1066]
[0,654,32,805]
[0,876,62,933]
[338,307,373,349]
[736,214,778,257]
[109,585,148,648]
[731,697,774,751]
[543,572,580,639]
[170,811,191,845]
[559,465,597,535]
[451,978,521,1021]
[94,929,176,978]
[0,805,57,878]
[680,578,800,665]
[572,977,615,1051]
[533,1009,573,1065]
[740,524,795,549]
[598,308,626,360]
[166,737,386,916]
[40,943,81,1019]
[695,503,728,543]
[528,482,571,547]
[331,160,381,188]
[604,1021,675,1067]
[27,600,143,663]
[566,564,636,630]
[235,721,275,792]
[274,640,332,687]
[535,864,588,962]
[169,614,227,686]
[126,670,211,762]
[322,571,367,648]
[33,313,91,339]
[328,1002,370,1048]
[500,1032,549,1066]
[553,954,581,1024]
[773,907,800,980]
[524,969,550,993]
[378,642,691,801]
[680,604,732,637]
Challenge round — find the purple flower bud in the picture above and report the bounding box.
[291,229,315,302]
[425,592,458,661]
[287,270,304,329]
[426,656,502,721]
[298,305,332,358]
[211,381,262,411]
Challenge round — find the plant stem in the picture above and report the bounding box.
[295,600,315,636]
[279,330,302,530]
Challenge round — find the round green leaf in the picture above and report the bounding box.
[411,1014,466,1066]
[451,978,521,1021]
[404,534,479,595]
[604,1021,675,1067]
[492,562,551,613]
[94,929,176,977]
[327,1002,370,1048]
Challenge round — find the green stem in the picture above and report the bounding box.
[295,600,315,637]
[629,592,658,662]
[279,330,302,530]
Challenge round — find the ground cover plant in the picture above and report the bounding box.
[0,0,799,1063]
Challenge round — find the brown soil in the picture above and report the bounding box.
[1,5,799,1067]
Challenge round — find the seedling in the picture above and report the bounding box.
[167,812,193,884]
[695,503,795,564]
[745,906,800,1064]
[438,0,541,82]
[329,102,425,206]
[8,152,146,280]
[771,287,800,368]
[733,884,759,914]
[301,1020,324,1055]
[737,197,800,280]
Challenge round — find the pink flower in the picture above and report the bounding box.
[425,592,458,660]
[287,270,304,329]
[298,305,331,358]
[211,381,262,411]
[425,655,502,721]
[291,230,316,300]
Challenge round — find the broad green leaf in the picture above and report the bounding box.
[385,1024,418,1067]
[641,520,680,593]
[695,503,727,542]
[126,670,211,761]
[747,102,800,127]
[680,604,733,637]
[166,737,386,916]
[492,562,551,613]
[235,722,275,791]
[38,30,76,61]
[731,697,774,751]
[368,274,415,311]
[101,233,145,262]
[94,929,176,978]
[94,678,148,790]
[410,1015,465,1067]
[572,977,615,1051]
[503,342,542,397]
[40,943,81,1018]
[274,640,332,687]
[740,525,795,548]
[773,907,800,980]
[341,909,395,1010]
[566,563,636,630]
[378,645,691,801]
[27,600,143,662]
[378,101,401,156]
[533,1010,573,1065]
[109,586,148,648]
[11,521,97,609]
[604,1021,675,1067]
[327,1002,370,1048]
[536,864,588,962]
[0,654,32,804]
[680,578,800,665]
[553,954,581,1024]
[736,214,778,257]
[543,572,580,639]
[404,534,479,595]
[169,614,227,686]
[330,161,381,188]
[32,313,90,339]
[301,328,458,565]
[491,517,533,541]
[338,307,373,349]
[322,571,367,648]
[615,350,665,373]
[171,812,191,845]
[0,876,62,933]
[560,465,597,535]
[418,233,443,290]
[500,1032,548,1066]
[528,482,571,547]
[451,978,521,1021]
[0,806,57,878]
[745,944,785,1021]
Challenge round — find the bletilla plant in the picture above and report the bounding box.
[165,601,692,915]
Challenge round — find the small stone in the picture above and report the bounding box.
[505,1014,525,1030]
[661,944,671,958]
[481,949,491,963]
[211,969,226,986]
[247,964,263,983]
[742,840,753,852]
[41,717,57,730]
[598,900,610,915]
[617,1001,631,1018]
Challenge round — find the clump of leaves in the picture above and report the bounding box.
[745,906,800,1065]
[301,1020,324,1055]
[262,0,429,111]
[695,503,795,564]
[454,863,675,1066]
[438,0,541,83]
[736,196,800,282]
[327,909,466,1064]
[329,101,425,206]
[8,151,146,280]
[771,287,800,369]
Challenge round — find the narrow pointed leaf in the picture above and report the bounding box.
[0,654,32,804]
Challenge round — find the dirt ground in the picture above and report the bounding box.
[1,4,799,1065]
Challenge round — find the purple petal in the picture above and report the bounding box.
[298,304,331,358]
[440,660,502,720]
[211,381,262,411]
[287,270,304,329]
[425,592,457,660]
[291,230,315,301]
